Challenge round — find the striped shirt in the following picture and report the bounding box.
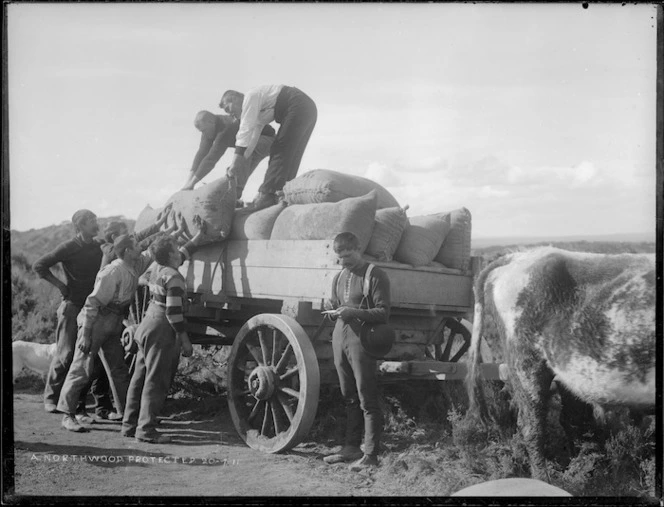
[147,264,187,333]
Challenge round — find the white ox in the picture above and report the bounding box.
[466,247,655,481]
[12,341,56,380]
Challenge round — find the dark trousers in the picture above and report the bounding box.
[44,301,113,413]
[259,86,317,195]
[122,305,181,439]
[332,321,382,456]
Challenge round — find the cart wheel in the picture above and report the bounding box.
[123,286,150,376]
[429,318,473,362]
[228,314,320,453]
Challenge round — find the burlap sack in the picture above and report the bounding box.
[135,205,161,233]
[366,206,409,262]
[165,176,236,244]
[434,207,472,271]
[271,191,378,252]
[282,169,399,209]
[394,214,451,267]
[229,201,287,240]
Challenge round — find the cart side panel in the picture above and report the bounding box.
[181,240,474,312]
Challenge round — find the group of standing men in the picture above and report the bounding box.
[32,84,392,469]
[34,207,207,442]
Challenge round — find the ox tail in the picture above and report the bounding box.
[465,258,504,426]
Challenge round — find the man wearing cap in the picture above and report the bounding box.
[323,232,391,471]
[57,218,207,433]
[219,85,317,212]
[34,210,110,422]
[180,110,275,201]
[100,204,176,269]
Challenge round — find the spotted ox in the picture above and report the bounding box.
[466,247,656,481]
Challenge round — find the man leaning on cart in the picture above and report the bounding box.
[323,232,391,471]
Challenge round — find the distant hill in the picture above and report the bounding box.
[472,232,655,248]
[11,216,136,264]
[11,219,656,266]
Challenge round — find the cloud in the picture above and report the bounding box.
[507,160,603,188]
[51,67,151,79]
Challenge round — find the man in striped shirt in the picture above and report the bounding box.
[121,235,195,443]
[57,219,205,433]
[220,85,317,212]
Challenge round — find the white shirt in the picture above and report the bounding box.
[78,251,154,332]
[236,84,284,158]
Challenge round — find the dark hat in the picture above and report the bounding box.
[71,209,96,229]
[113,234,134,259]
[360,322,395,359]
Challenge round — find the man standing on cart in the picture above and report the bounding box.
[220,85,317,212]
[323,232,391,471]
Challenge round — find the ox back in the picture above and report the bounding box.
[466,246,655,480]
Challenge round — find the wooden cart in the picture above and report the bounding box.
[127,239,505,453]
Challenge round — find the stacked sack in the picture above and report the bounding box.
[271,170,402,252]
[393,207,472,271]
[282,169,399,209]
[134,169,471,271]
[136,175,237,245]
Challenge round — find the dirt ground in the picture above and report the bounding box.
[7,382,416,499]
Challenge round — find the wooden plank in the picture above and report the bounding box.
[377,360,508,381]
[181,239,474,312]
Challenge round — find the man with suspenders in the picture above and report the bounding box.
[323,232,391,470]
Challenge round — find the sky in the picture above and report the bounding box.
[7,3,658,239]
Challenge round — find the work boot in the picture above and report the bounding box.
[95,409,123,421]
[348,454,379,472]
[44,403,59,413]
[323,446,363,464]
[62,414,88,433]
[245,192,277,213]
[136,433,172,444]
[75,412,95,425]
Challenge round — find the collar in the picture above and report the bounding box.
[346,261,368,277]
[118,259,139,278]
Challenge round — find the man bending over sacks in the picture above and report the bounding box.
[181,110,275,204]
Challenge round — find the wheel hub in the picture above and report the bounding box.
[248,366,277,400]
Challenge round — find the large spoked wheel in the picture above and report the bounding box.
[427,318,473,362]
[228,314,320,453]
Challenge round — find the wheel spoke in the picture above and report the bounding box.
[440,329,456,362]
[271,329,279,366]
[261,402,270,436]
[248,399,264,423]
[257,329,270,365]
[277,393,294,423]
[279,366,299,382]
[275,343,293,373]
[279,386,301,400]
[141,287,148,316]
[129,304,137,326]
[246,343,264,366]
[270,400,284,435]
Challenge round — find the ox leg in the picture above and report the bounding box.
[557,382,594,456]
[512,360,554,482]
